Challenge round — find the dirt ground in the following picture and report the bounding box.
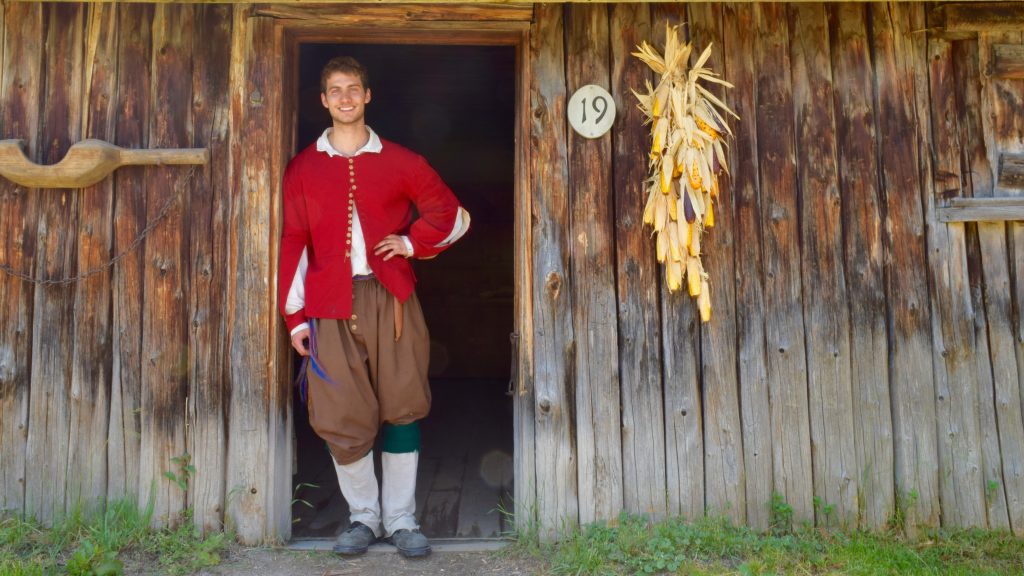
[127,545,546,576]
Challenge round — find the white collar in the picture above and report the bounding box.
[316,126,383,157]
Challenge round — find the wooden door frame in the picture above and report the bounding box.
[265,11,535,540]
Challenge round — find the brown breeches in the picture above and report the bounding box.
[306,278,431,465]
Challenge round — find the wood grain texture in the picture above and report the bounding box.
[970,30,1024,533]
[978,32,1024,195]
[139,3,192,526]
[829,3,895,530]
[528,3,578,540]
[255,3,533,23]
[513,25,537,533]
[226,9,282,544]
[107,3,153,505]
[65,2,118,516]
[689,2,745,525]
[990,43,1024,79]
[875,3,951,529]
[935,3,1024,35]
[753,2,813,526]
[24,3,84,523]
[788,2,858,528]
[722,2,772,531]
[188,4,232,534]
[929,30,983,524]
[999,154,1024,189]
[938,197,1024,222]
[0,0,43,517]
[565,3,623,526]
[953,33,1011,532]
[653,2,704,522]
[610,2,665,522]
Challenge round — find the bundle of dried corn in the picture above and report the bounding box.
[633,24,736,323]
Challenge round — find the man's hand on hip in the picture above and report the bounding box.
[374,234,411,261]
[291,327,310,356]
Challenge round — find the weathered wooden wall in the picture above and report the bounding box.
[524,1,1024,536]
[1,1,1023,544]
[0,1,289,544]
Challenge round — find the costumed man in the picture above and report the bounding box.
[278,56,470,558]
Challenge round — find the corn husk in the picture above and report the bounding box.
[633,23,736,323]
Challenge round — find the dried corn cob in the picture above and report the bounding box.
[632,23,736,322]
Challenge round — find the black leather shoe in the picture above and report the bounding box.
[332,522,377,556]
[387,529,431,558]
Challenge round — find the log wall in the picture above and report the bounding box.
[0,1,1022,542]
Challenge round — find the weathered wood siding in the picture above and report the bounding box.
[1,1,1023,542]
[523,2,1024,535]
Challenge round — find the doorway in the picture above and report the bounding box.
[288,43,517,540]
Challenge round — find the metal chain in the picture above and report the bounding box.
[0,167,198,286]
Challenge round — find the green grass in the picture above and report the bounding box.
[0,500,227,576]
[519,513,1024,576]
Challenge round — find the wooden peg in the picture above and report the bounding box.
[0,138,208,188]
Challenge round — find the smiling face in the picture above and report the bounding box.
[321,71,372,127]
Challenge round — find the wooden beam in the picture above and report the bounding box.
[609,2,667,523]
[721,2,773,531]
[255,3,533,23]
[932,3,1024,36]
[990,44,1024,79]
[789,2,859,529]
[528,3,578,541]
[565,3,623,527]
[938,197,1024,222]
[999,153,1024,189]
[690,2,746,528]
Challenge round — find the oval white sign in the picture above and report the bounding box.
[567,84,616,139]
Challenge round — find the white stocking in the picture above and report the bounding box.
[332,451,382,538]
[382,451,419,535]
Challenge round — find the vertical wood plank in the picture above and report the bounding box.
[829,4,896,530]
[226,11,281,543]
[689,2,745,525]
[922,25,979,533]
[107,2,153,505]
[721,2,773,530]
[528,3,578,540]
[0,1,43,517]
[139,3,193,526]
[24,3,85,523]
[868,1,937,528]
[970,30,1024,533]
[753,2,813,525]
[264,19,291,544]
[788,3,858,528]
[514,26,537,534]
[653,2,704,521]
[65,2,118,515]
[188,4,232,534]
[565,3,623,526]
[955,37,1009,531]
[610,3,667,521]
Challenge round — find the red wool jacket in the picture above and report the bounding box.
[278,138,464,332]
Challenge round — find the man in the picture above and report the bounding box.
[278,56,469,558]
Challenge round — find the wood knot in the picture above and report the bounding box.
[250,487,258,494]
[545,272,562,300]
[538,398,552,413]
[680,409,687,417]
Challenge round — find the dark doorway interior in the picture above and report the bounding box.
[290,43,516,540]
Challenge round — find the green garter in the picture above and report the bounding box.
[382,422,420,453]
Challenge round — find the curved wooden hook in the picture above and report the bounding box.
[0,139,208,189]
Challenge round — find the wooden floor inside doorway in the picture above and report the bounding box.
[291,379,514,540]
